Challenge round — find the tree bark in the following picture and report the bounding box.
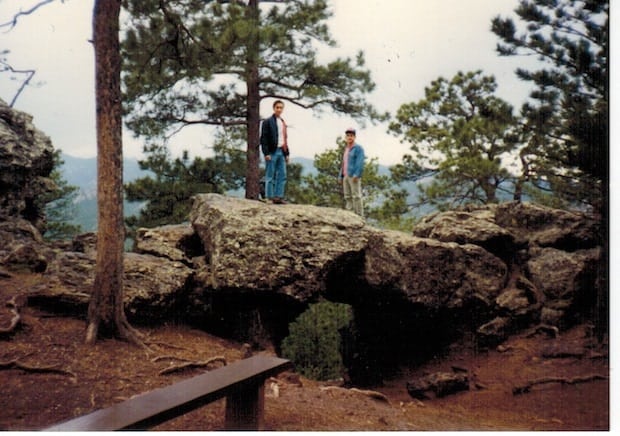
[86,0,137,345]
[244,0,261,200]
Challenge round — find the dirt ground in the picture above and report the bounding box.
[0,273,610,431]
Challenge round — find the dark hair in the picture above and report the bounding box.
[273,100,285,108]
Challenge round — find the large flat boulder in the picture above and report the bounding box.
[189,194,507,312]
[412,207,515,259]
[189,194,368,299]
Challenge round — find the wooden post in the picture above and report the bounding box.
[224,382,265,430]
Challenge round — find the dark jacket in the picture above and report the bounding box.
[260,115,290,157]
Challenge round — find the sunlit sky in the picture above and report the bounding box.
[1,0,547,166]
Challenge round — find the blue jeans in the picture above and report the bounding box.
[265,148,287,199]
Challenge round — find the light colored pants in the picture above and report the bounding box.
[343,176,363,217]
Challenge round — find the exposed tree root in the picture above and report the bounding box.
[319,386,390,404]
[0,266,13,278]
[350,387,390,403]
[146,341,190,352]
[512,374,608,395]
[0,357,77,379]
[118,322,152,353]
[85,318,151,353]
[84,321,98,345]
[158,356,227,375]
[151,355,192,363]
[0,296,22,335]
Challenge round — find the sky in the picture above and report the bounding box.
[0,0,547,167]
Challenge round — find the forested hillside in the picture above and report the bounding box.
[59,154,148,231]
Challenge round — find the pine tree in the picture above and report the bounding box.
[42,151,82,240]
[492,0,608,342]
[281,301,353,381]
[389,71,519,210]
[124,132,245,232]
[122,0,383,199]
[492,0,608,210]
[87,0,142,346]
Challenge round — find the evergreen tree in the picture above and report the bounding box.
[124,130,246,231]
[388,71,519,210]
[87,0,142,346]
[492,0,608,342]
[288,146,343,207]
[43,151,82,240]
[369,189,416,232]
[291,140,409,227]
[492,0,608,210]
[121,0,383,199]
[281,301,353,381]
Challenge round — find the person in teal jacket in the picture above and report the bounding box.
[338,127,365,217]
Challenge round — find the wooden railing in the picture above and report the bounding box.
[43,355,292,431]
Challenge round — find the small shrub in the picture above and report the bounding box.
[281,301,353,381]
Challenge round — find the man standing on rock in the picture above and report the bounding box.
[260,100,290,204]
[339,127,365,217]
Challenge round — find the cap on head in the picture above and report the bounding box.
[345,127,356,135]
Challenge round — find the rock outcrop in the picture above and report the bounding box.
[188,194,508,310]
[189,194,369,300]
[0,98,55,232]
[406,371,470,400]
[413,203,600,346]
[0,100,603,384]
[2,191,601,379]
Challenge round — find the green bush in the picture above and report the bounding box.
[281,301,353,381]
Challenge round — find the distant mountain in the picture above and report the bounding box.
[60,154,146,201]
[58,154,435,231]
[60,154,148,231]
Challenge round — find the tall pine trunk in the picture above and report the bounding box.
[86,0,135,344]
[244,0,261,200]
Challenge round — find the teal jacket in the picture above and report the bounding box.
[339,143,365,179]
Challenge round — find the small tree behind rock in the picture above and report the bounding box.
[282,301,353,381]
[43,151,82,240]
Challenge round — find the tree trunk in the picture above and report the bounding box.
[86,0,137,345]
[244,0,261,200]
[513,152,531,202]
